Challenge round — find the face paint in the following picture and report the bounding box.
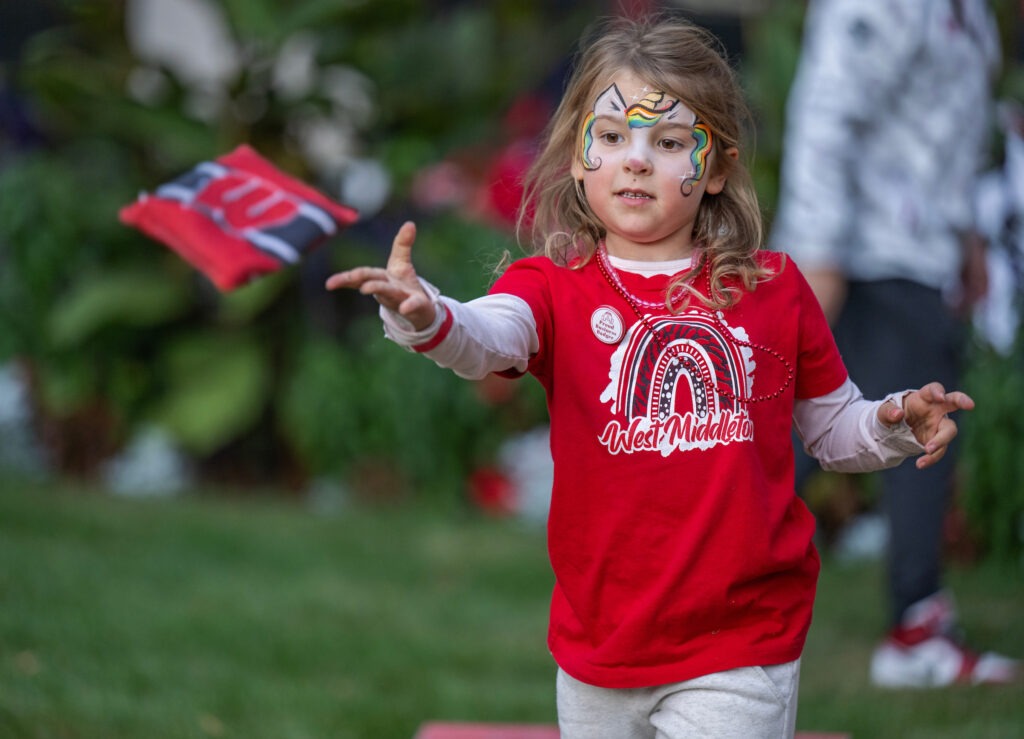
[581,84,681,170]
[579,83,712,198]
[580,84,624,171]
[625,90,678,129]
[680,122,713,196]
[573,71,722,259]
[581,110,599,170]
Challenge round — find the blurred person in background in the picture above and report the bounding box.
[771,0,1020,687]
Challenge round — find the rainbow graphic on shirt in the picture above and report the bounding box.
[599,310,755,456]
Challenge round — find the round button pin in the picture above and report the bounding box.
[591,306,625,344]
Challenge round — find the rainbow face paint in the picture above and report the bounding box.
[581,110,599,170]
[579,83,714,198]
[572,71,724,257]
[626,90,678,129]
[681,122,713,196]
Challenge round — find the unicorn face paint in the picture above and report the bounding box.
[572,71,722,261]
[579,82,713,196]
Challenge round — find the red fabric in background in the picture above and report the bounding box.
[120,145,358,291]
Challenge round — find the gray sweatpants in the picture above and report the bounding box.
[556,659,801,739]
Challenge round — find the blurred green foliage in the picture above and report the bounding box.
[962,338,1024,566]
[0,0,573,492]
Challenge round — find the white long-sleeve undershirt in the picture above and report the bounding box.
[380,284,925,473]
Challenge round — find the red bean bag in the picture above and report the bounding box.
[120,145,358,291]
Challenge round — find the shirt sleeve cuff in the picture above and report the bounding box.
[380,278,450,350]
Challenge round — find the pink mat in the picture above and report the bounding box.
[415,722,849,738]
[415,724,558,739]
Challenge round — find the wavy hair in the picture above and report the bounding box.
[516,15,772,310]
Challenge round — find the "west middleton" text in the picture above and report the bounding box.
[598,411,754,455]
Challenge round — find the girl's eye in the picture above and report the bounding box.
[660,138,684,151]
[599,131,623,144]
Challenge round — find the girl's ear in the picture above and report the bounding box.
[705,146,739,195]
[571,157,585,181]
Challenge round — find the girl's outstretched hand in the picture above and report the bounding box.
[877,382,976,469]
[324,221,437,331]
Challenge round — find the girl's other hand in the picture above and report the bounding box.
[877,382,975,469]
[325,221,437,330]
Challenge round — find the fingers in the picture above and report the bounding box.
[917,413,958,468]
[325,265,383,291]
[918,382,975,413]
[325,266,399,295]
[387,221,418,275]
[879,398,905,426]
[324,221,420,294]
[896,381,975,470]
[916,444,948,469]
[322,221,435,328]
[324,266,420,315]
[905,383,976,423]
[398,291,433,316]
[921,416,957,454]
[943,389,975,412]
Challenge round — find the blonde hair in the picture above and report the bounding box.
[517,15,771,311]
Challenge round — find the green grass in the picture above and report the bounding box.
[803,558,1023,738]
[1,480,1021,738]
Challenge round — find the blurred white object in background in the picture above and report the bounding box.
[0,362,48,479]
[124,0,389,212]
[125,0,240,121]
[973,101,1024,355]
[103,426,192,498]
[833,512,889,564]
[498,426,554,527]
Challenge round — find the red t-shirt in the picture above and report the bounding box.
[489,250,847,689]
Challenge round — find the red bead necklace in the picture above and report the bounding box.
[595,245,794,404]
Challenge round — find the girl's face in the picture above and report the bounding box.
[571,70,733,261]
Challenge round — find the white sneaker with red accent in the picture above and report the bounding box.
[869,591,1020,687]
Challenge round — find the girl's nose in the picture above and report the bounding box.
[623,147,651,174]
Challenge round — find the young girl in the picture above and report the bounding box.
[326,16,974,739]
